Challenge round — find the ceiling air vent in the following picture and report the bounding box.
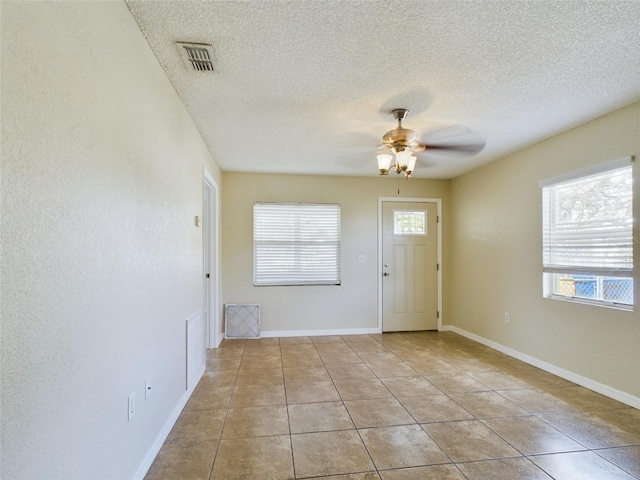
[176,42,214,72]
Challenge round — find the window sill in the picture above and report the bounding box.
[545,294,633,312]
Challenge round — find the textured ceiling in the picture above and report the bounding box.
[125,0,640,179]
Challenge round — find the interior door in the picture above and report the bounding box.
[382,201,438,331]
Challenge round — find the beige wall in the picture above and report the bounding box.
[1,2,221,479]
[450,102,640,401]
[222,173,450,333]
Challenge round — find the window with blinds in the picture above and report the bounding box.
[541,157,633,307]
[253,203,341,286]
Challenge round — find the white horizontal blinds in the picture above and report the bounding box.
[542,163,633,277]
[254,203,341,286]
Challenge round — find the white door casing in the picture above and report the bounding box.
[204,170,221,348]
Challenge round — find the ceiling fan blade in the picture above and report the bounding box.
[419,124,485,159]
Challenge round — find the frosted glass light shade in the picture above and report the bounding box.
[377,154,393,174]
[395,149,412,171]
[407,155,417,174]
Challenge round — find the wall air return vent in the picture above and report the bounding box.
[176,42,214,72]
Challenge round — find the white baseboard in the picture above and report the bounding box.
[448,325,640,409]
[132,364,205,480]
[259,327,381,338]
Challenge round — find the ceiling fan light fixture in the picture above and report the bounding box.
[395,149,412,172]
[377,153,393,175]
[406,155,417,175]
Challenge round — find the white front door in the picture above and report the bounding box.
[382,201,438,331]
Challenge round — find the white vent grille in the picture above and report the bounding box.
[176,42,214,71]
[225,304,260,339]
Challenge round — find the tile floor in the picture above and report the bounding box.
[145,331,640,479]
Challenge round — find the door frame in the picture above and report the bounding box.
[204,169,221,348]
[378,197,443,332]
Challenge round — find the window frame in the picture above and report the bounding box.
[540,156,634,310]
[253,202,341,287]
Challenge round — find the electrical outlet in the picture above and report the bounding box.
[128,392,136,421]
[504,312,511,323]
[145,379,151,401]
[357,254,366,263]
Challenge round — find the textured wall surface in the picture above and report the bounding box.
[1,2,220,479]
[222,172,450,333]
[450,102,640,400]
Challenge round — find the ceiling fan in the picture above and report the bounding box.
[376,108,485,178]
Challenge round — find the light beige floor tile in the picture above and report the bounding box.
[320,351,364,365]
[291,430,374,478]
[284,366,331,384]
[379,464,466,480]
[381,376,440,397]
[312,335,346,344]
[245,338,280,346]
[445,358,497,373]
[280,343,318,355]
[544,386,629,412]
[333,377,392,400]
[467,370,534,390]
[342,334,378,344]
[398,394,474,423]
[407,360,460,376]
[166,408,226,444]
[184,386,232,410]
[197,369,238,388]
[423,420,521,462]
[449,391,529,418]
[279,336,313,344]
[230,383,286,407]
[530,450,636,480]
[148,333,640,480]
[212,435,294,480]
[288,401,355,433]
[425,373,490,393]
[456,457,552,480]
[344,398,415,428]
[538,410,640,448]
[365,362,419,378]
[305,473,381,480]
[240,354,282,369]
[207,346,244,358]
[593,408,640,437]
[235,367,284,386]
[359,424,449,470]
[482,415,586,455]
[285,380,341,404]
[222,405,289,438]
[282,353,324,368]
[242,344,281,357]
[315,344,355,355]
[349,343,391,354]
[327,363,376,380]
[207,356,241,371]
[498,388,579,414]
[356,351,403,363]
[595,446,640,478]
[144,441,217,480]
[521,371,575,390]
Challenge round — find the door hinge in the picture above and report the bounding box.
[437,263,440,271]
[206,273,210,278]
[437,311,440,319]
[437,215,439,223]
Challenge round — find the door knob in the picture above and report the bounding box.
[383,272,390,277]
